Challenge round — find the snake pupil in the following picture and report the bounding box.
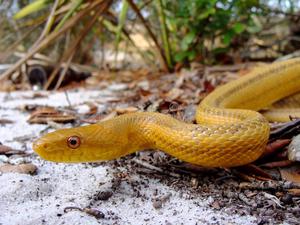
[67,136,81,149]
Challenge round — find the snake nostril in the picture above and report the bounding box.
[43,143,48,149]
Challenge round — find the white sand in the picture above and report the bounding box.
[0,88,258,225]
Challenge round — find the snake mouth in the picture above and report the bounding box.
[32,139,43,153]
[32,138,57,161]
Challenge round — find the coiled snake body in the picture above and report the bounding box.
[33,58,300,167]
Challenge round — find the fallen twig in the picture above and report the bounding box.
[238,180,300,191]
[132,158,180,178]
[64,206,105,219]
[269,119,300,142]
[261,139,291,158]
[260,160,294,168]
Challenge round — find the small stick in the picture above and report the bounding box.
[269,119,300,142]
[64,206,105,219]
[64,91,73,108]
[261,139,291,158]
[132,158,180,178]
[239,180,300,191]
[260,160,293,168]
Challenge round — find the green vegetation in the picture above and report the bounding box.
[1,0,299,84]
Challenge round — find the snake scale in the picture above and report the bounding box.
[33,58,300,167]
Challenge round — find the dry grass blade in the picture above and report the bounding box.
[54,0,84,32]
[104,11,154,66]
[114,0,129,62]
[53,52,75,90]
[0,24,41,63]
[45,0,112,90]
[155,0,172,68]
[0,0,104,83]
[33,0,60,48]
[13,0,49,20]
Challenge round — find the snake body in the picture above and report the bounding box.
[33,58,300,167]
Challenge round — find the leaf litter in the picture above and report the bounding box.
[0,65,300,224]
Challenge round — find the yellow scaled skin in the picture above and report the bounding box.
[33,58,300,167]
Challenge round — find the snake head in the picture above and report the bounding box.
[32,122,131,163]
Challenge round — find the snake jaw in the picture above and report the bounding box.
[32,123,133,163]
[32,133,63,162]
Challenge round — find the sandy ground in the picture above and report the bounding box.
[0,88,284,225]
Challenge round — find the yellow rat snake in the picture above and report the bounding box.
[33,58,300,167]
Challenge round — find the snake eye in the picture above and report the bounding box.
[67,136,81,149]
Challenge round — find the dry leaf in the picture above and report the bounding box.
[165,88,184,101]
[28,107,76,124]
[262,139,291,158]
[280,165,300,184]
[100,111,117,122]
[116,107,139,115]
[0,163,37,174]
[0,119,14,124]
[86,102,98,115]
[0,145,13,154]
[287,188,300,196]
[28,114,76,124]
[260,160,293,168]
[138,88,152,97]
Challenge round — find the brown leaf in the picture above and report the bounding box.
[238,164,273,179]
[116,107,139,115]
[261,160,293,168]
[0,144,25,155]
[165,88,184,101]
[100,111,117,122]
[0,145,13,154]
[0,163,37,174]
[138,88,152,97]
[28,107,76,124]
[157,100,179,112]
[280,165,300,184]
[0,119,14,125]
[28,114,76,124]
[287,188,300,196]
[85,102,98,115]
[203,80,215,93]
[262,139,291,158]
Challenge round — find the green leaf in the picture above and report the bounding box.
[14,0,51,20]
[213,47,229,54]
[187,50,196,60]
[222,30,234,46]
[233,23,245,34]
[115,0,129,51]
[197,8,216,20]
[247,15,262,33]
[174,51,188,62]
[180,31,196,51]
[55,0,83,32]
[103,20,118,33]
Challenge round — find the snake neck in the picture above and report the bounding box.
[106,112,269,167]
